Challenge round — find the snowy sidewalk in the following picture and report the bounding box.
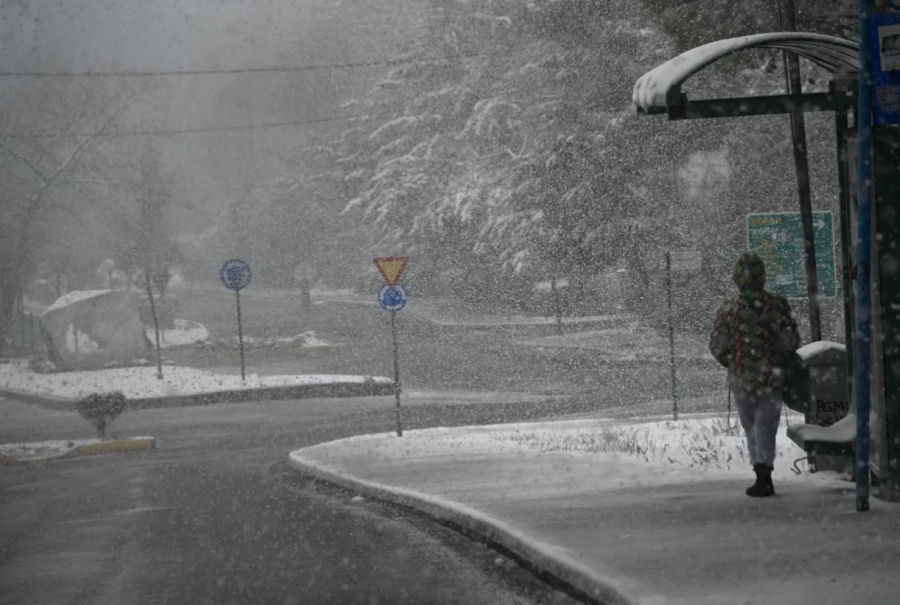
[290,418,900,605]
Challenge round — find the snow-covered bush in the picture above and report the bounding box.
[497,427,666,463]
[75,391,127,439]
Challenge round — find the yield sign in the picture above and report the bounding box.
[373,256,408,288]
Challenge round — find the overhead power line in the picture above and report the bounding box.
[0,52,482,78]
[0,110,400,139]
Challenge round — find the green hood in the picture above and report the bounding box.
[733,252,766,292]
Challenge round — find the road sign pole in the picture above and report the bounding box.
[665,251,678,420]
[373,256,410,437]
[391,311,403,437]
[235,289,246,382]
[220,259,252,381]
[551,277,564,336]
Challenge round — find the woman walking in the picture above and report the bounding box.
[709,253,801,497]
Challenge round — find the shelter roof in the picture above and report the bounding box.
[633,33,859,113]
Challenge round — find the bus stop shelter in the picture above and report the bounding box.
[631,33,900,503]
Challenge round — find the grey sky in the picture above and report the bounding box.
[1,0,418,235]
[0,0,316,72]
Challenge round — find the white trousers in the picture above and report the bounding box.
[734,390,782,467]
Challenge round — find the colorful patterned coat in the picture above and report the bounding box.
[709,253,801,394]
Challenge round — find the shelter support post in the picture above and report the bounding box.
[781,0,822,341]
[854,0,874,513]
[835,109,854,408]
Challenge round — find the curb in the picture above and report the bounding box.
[65,437,156,458]
[0,437,155,465]
[0,382,394,411]
[288,452,652,605]
[0,387,73,409]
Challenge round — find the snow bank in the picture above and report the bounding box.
[0,437,154,462]
[0,439,97,461]
[296,414,821,483]
[146,319,209,348]
[432,314,633,327]
[489,417,808,475]
[201,330,331,349]
[0,362,391,401]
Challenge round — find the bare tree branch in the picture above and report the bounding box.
[1,86,145,345]
[41,203,92,230]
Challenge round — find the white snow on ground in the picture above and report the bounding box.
[146,319,209,348]
[0,362,391,400]
[0,439,98,461]
[201,330,331,349]
[518,323,711,361]
[488,416,813,476]
[309,286,353,297]
[294,414,825,483]
[240,330,329,347]
[437,314,634,327]
[43,290,111,314]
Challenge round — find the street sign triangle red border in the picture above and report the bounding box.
[373,256,409,288]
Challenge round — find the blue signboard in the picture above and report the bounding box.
[220,259,252,291]
[872,12,900,126]
[378,284,408,313]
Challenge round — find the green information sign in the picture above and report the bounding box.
[746,212,836,299]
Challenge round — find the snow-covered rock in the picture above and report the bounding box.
[40,290,152,371]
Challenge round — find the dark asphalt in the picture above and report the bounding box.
[0,395,579,605]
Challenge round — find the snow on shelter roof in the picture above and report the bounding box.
[633,33,859,113]
[43,290,113,315]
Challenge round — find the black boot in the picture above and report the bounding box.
[747,464,775,498]
[759,464,775,497]
[745,465,764,497]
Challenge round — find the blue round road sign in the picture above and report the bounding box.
[378,284,408,312]
[220,259,252,291]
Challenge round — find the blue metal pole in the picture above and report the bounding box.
[855,0,874,513]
